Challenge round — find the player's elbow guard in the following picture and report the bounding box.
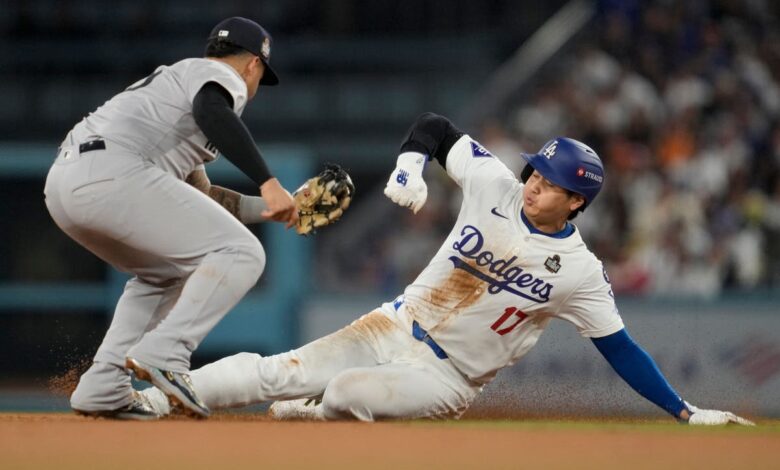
[400,112,464,167]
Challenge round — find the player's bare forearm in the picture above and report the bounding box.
[185,169,242,220]
[208,185,242,220]
[185,169,211,194]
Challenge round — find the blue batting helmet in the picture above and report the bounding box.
[520,137,604,209]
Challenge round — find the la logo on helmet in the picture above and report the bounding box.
[542,141,558,159]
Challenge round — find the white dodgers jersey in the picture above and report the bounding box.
[66,58,248,180]
[387,136,623,383]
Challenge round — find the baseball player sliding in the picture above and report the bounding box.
[140,113,753,425]
[45,17,301,420]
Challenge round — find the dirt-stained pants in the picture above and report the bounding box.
[142,306,481,421]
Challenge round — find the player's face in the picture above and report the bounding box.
[244,57,265,99]
[522,171,584,230]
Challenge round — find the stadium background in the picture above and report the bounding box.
[0,0,778,417]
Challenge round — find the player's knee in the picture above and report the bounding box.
[321,372,377,421]
[236,237,266,281]
[321,378,357,420]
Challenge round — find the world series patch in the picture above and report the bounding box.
[544,255,562,273]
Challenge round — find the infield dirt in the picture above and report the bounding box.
[1,413,778,470]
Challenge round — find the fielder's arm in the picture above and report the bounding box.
[186,168,269,224]
[192,81,297,227]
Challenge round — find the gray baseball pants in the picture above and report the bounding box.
[44,141,265,411]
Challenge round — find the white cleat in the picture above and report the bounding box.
[268,398,325,421]
[137,386,173,417]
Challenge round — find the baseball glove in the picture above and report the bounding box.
[293,164,355,235]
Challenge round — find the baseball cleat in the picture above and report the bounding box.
[73,391,161,421]
[268,397,325,421]
[125,357,210,419]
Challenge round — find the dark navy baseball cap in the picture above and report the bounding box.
[207,17,279,86]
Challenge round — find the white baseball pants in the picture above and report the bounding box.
[143,308,481,421]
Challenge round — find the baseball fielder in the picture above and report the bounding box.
[141,113,753,425]
[44,17,297,419]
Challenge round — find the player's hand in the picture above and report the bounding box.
[384,151,427,213]
[260,178,298,229]
[685,401,755,426]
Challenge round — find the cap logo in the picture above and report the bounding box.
[218,30,229,38]
[261,37,271,60]
[542,141,558,159]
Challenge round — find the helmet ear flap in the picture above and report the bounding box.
[520,164,534,183]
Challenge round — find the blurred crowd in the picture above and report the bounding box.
[321,0,780,298]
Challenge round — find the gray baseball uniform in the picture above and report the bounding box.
[44,58,264,412]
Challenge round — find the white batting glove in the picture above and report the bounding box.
[685,401,755,426]
[384,152,428,213]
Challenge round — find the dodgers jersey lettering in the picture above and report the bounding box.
[66,58,248,180]
[388,135,623,383]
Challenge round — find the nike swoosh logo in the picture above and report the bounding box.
[491,207,509,219]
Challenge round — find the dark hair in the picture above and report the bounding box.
[204,39,253,58]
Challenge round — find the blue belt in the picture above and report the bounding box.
[393,295,448,359]
[412,321,449,360]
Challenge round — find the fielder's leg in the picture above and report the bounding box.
[45,153,181,414]
[46,149,265,417]
[118,172,264,418]
[70,277,182,412]
[82,164,267,375]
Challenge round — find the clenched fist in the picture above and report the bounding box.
[384,152,428,213]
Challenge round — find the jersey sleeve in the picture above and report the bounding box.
[183,60,248,115]
[555,261,624,338]
[445,135,517,199]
